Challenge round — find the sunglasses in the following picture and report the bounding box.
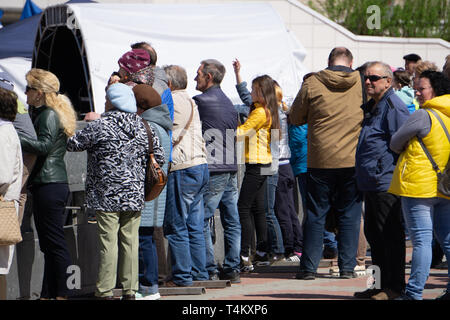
[364,75,388,82]
[25,85,37,93]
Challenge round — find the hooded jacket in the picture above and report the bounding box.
[140,103,172,227]
[389,94,450,199]
[290,66,363,168]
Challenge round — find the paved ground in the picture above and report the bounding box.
[161,247,448,301]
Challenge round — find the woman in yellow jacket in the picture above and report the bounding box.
[389,71,450,300]
[236,75,279,271]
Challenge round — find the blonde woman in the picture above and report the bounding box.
[19,68,77,300]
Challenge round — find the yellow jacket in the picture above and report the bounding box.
[237,102,272,164]
[388,95,450,199]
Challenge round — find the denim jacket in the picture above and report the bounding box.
[355,88,409,192]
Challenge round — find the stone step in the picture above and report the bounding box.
[159,286,206,296]
[192,280,231,288]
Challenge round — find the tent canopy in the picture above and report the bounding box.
[3,2,308,116]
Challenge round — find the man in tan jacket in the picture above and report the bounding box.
[290,47,364,280]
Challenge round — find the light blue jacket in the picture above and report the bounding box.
[140,104,172,227]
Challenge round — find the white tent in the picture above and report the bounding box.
[2,2,308,115]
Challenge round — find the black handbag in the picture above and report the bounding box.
[417,109,450,197]
[142,119,168,201]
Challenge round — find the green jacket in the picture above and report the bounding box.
[19,106,69,185]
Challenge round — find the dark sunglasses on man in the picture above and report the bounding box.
[364,75,388,82]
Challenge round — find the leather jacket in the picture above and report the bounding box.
[19,106,69,185]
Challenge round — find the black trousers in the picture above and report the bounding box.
[32,183,72,298]
[238,164,269,257]
[364,191,405,293]
[274,164,303,255]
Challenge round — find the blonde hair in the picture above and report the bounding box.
[274,82,288,112]
[26,68,77,137]
[414,60,439,77]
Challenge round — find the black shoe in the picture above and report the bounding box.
[323,247,338,259]
[122,294,135,300]
[253,252,270,266]
[353,288,382,299]
[436,290,450,300]
[220,270,241,284]
[295,271,315,280]
[394,293,414,300]
[340,271,356,279]
[209,273,220,281]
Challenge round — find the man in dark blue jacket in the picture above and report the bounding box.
[193,59,241,283]
[355,61,410,300]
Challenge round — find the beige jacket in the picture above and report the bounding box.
[170,90,208,172]
[0,122,23,275]
[290,68,363,168]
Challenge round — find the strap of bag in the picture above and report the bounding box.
[417,109,450,174]
[172,99,195,147]
[142,119,154,154]
[428,109,450,143]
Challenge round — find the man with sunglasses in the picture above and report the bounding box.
[354,61,410,300]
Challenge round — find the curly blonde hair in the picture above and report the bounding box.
[26,68,77,137]
[414,60,439,77]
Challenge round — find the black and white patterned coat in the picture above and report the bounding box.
[67,111,165,212]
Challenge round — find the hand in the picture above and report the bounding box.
[84,112,101,122]
[108,74,121,85]
[232,58,241,75]
[232,58,243,85]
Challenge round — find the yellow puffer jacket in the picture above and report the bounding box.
[237,102,272,164]
[388,95,450,199]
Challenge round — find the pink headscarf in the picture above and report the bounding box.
[118,49,151,74]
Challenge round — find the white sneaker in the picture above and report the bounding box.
[135,292,161,300]
[286,255,300,262]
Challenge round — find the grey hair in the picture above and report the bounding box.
[200,59,225,84]
[163,65,188,90]
[366,61,394,79]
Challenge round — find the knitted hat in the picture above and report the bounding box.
[118,49,151,75]
[132,84,162,111]
[0,72,14,91]
[106,83,137,113]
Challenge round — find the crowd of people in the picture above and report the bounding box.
[0,44,449,301]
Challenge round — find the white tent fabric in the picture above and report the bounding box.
[68,2,308,113]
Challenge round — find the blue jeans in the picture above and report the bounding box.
[163,164,209,285]
[297,173,337,252]
[401,196,450,300]
[138,227,159,294]
[299,168,362,273]
[203,172,241,274]
[265,172,285,254]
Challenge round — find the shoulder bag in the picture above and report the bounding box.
[142,119,168,201]
[0,195,22,246]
